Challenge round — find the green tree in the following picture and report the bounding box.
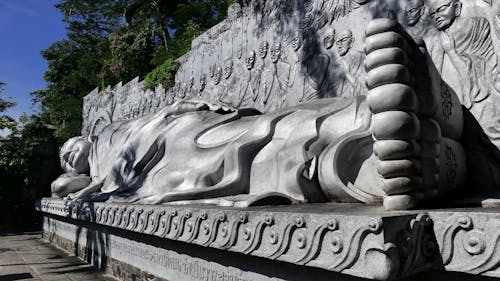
[36,0,235,141]
[0,82,16,131]
[0,114,59,232]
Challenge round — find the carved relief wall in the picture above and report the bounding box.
[82,0,500,151]
[174,0,500,144]
[81,78,169,136]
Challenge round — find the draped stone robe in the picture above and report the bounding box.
[86,97,378,206]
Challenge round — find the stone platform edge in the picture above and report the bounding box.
[36,198,500,280]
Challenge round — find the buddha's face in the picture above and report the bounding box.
[223,59,233,79]
[405,0,425,26]
[336,30,354,57]
[60,137,91,174]
[259,41,269,59]
[271,42,282,63]
[245,51,256,70]
[292,33,303,51]
[323,29,335,50]
[429,0,461,31]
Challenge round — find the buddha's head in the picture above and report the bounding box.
[60,137,91,174]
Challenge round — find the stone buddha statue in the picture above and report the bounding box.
[52,19,468,211]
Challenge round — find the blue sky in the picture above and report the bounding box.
[0,0,66,120]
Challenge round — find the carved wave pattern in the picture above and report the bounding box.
[38,198,437,280]
[435,214,500,277]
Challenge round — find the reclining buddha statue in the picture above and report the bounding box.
[52,19,469,211]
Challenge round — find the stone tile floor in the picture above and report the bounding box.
[0,233,115,281]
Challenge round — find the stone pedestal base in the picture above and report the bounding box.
[38,198,500,281]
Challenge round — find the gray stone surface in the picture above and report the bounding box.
[43,1,500,278]
[82,0,500,146]
[0,233,114,281]
[50,0,500,212]
[38,198,437,280]
[38,199,500,281]
[53,16,475,211]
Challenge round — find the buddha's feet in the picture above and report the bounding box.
[364,19,466,210]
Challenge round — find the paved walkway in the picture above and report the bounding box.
[0,233,115,281]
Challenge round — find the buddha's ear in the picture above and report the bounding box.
[454,0,462,17]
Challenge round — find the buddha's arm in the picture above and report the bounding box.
[51,173,91,198]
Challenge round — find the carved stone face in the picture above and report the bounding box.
[199,75,206,92]
[429,0,461,31]
[292,32,303,52]
[214,67,222,85]
[259,41,269,59]
[336,30,354,57]
[271,42,282,63]
[223,59,233,79]
[245,51,256,70]
[405,0,425,26]
[60,137,91,174]
[324,29,335,49]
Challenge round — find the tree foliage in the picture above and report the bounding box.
[35,0,234,142]
[0,86,59,232]
[0,83,17,131]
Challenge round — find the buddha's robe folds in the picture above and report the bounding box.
[86,97,378,206]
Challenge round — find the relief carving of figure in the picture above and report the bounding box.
[284,31,305,106]
[297,36,331,102]
[218,57,238,106]
[238,51,261,108]
[429,0,500,112]
[335,30,366,97]
[259,42,291,111]
[255,41,273,110]
[188,76,197,98]
[199,74,207,94]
